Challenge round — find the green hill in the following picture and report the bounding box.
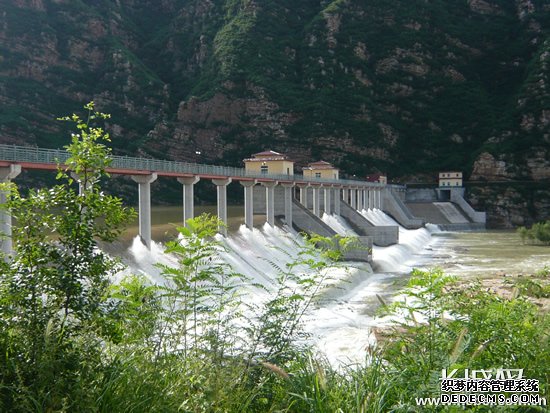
[1,0,549,226]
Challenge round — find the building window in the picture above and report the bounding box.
[315,172,321,178]
[287,167,290,175]
[261,165,268,174]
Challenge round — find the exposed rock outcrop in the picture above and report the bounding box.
[0,0,548,226]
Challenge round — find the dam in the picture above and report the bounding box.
[0,145,485,262]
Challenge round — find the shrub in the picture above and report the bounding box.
[0,102,135,411]
[518,221,550,245]
[379,268,550,410]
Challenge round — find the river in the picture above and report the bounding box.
[109,205,549,366]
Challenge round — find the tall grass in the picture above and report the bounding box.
[1,219,548,411]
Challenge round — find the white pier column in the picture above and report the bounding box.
[281,182,295,227]
[240,180,256,230]
[177,176,200,227]
[357,188,364,211]
[0,165,21,258]
[212,178,232,236]
[323,185,332,215]
[333,186,341,215]
[131,173,158,249]
[342,187,349,204]
[369,188,374,209]
[262,181,278,226]
[298,183,309,208]
[312,185,321,217]
[70,172,92,195]
[350,187,357,209]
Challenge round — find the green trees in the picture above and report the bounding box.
[0,102,135,411]
[518,221,550,245]
[0,103,548,412]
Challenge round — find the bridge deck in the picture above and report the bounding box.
[0,144,399,189]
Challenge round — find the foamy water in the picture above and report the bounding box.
[106,208,440,367]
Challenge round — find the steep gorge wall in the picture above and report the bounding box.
[0,0,549,226]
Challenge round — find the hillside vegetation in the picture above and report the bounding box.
[1,0,549,226]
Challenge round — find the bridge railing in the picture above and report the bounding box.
[0,144,70,164]
[0,144,404,189]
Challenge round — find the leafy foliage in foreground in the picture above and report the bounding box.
[380,268,549,411]
[0,105,548,412]
[0,103,135,411]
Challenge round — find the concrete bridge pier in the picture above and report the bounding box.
[298,183,309,209]
[70,172,92,194]
[0,165,21,257]
[240,180,256,229]
[262,181,278,226]
[312,185,321,217]
[212,178,232,236]
[342,187,349,204]
[376,188,382,209]
[281,182,295,227]
[324,185,332,215]
[177,176,200,227]
[333,186,341,215]
[357,188,364,211]
[350,187,357,209]
[368,189,374,209]
[131,173,158,249]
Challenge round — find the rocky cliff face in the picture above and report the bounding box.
[0,0,549,226]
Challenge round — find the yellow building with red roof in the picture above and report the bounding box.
[302,160,339,180]
[243,150,294,175]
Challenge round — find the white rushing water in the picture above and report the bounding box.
[109,208,441,367]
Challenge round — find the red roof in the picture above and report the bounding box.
[243,150,292,163]
[366,173,386,182]
[253,150,284,157]
[304,160,338,170]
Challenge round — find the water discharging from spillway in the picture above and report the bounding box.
[106,208,440,366]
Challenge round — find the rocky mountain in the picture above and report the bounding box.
[1,0,549,227]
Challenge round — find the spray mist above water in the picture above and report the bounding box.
[102,208,441,366]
